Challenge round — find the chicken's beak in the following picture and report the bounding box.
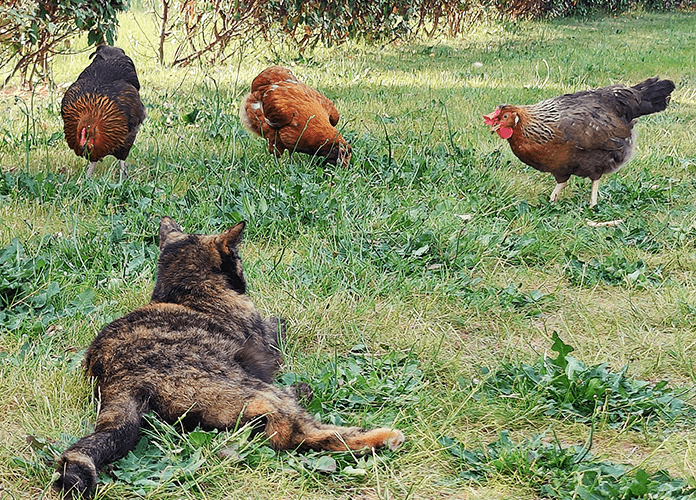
[483,109,501,125]
[483,110,503,134]
[81,141,94,157]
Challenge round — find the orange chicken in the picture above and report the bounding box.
[240,66,351,167]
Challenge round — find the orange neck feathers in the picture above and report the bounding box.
[63,94,128,161]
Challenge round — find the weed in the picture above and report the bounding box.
[280,346,424,426]
[473,333,691,430]
[440,431,696,499]
[0,238,75,337]
[101,415,272,496]
[565,249,663,288]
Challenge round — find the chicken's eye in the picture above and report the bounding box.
[503,113,509,119]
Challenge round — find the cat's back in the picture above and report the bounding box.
[84,303,249,382]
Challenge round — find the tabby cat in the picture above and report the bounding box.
[55,217,405,497]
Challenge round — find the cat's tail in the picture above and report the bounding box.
[54,389,149,498]
[245,387,405,453]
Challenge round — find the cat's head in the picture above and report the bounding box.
[152,217,247,303]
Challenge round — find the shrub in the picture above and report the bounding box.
[490,0,695,18]
[0,0,128,86]
[3,0,695,77]
[440,431,696,499]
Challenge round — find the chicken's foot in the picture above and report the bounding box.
[549,182,567,203]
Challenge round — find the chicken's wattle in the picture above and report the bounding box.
[497,126,513,139]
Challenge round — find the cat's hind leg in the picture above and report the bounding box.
[54,390,148,498]
[243,387,405,453]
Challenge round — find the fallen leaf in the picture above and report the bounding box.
[587,219,623,227]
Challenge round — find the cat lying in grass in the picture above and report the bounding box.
[55,217,405,497]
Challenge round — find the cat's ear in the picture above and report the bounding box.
[216,221,245,255]
[158,217,184,250]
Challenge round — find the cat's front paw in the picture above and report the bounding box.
[53,453,98,498]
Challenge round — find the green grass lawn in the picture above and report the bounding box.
[1,9,696,500]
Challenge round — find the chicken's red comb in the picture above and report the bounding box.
[482,107,501,126]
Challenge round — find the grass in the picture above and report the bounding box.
[1,7,696,500]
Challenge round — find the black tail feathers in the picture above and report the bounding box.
[632,77,675,117]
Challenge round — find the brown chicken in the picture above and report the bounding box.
[61,45,146,178]
[484,77,675,207]
[240,66,352,167]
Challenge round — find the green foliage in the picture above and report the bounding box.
[279,447,391,481]
[281,347,424,425]
[491,0,695,19]
[0,0,129,85]
[565,249,663,288]
[0,239,44,310]
[0,170,72,202]
[157,0,484,64]
[445,278,553,317]
[152,0,696,65]
[255,0,696,49]
[102,415,266,495]
[260,0,415,48]
[0,237,96,337]
[474,333,690,429]
[440,431,696,499]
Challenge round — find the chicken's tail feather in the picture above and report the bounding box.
[239,93,264,137]
[632,77,675,117]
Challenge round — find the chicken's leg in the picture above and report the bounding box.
[549,182,567,203]
[589,179,600,208]
[86,161,97,177]
[119,160,128,180]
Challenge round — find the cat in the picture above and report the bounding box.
[54,217,405,497]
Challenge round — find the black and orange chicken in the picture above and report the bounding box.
[484,77,675,207]
[61,45,146,177]
[240,66,352,167]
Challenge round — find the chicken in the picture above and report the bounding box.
[61,45,146,178]
[240,66,352,167]
[483,77,675,207]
